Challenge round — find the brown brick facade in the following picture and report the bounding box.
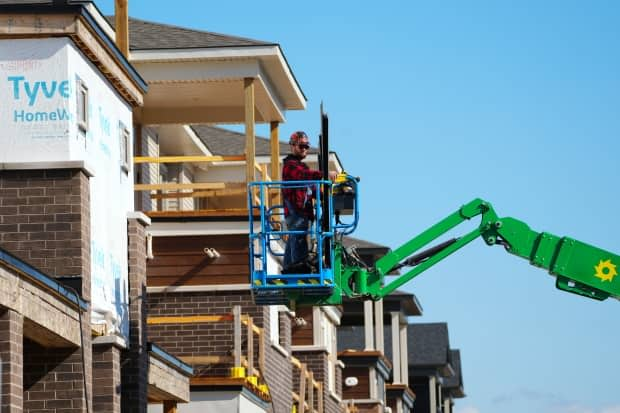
[1,168,93,413]
[23,337,91,412]
[122,217,149,413]
[0,309,23,413]
[93,343,121,413]
[0,169,91,299]
[263,310,293,412]
[146,290,294,412]
[293,350,341,413]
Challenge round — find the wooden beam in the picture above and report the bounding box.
[114,0,129,57]
[270,121,282,205]
[270,122,281,180]
[247,316,254,377]
[308,370,314,413]
[233,305,242,367]
[147,315,233,325]
[134,155,245,164]
[178,355,233,365]
[146,208,254,218]
[291,356,302,369]
[134,182,227,191]
[258,323,265,375]
[163,400,177,413]
[299,363,307,413]
[148,188,246,200]
[245,77,256,189]
[240,316,262,335]
[0,14,76,35]
[317,382,324,413]
[138,105,267,125]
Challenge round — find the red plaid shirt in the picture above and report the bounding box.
[282,154,323,219]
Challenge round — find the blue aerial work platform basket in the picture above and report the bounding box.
[248,178,359,305]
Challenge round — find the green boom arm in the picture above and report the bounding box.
[338,199,620,302]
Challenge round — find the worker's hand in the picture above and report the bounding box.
[328,171,338,181]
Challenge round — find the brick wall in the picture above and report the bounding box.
[0,309,23,413]
[23,337,90,412]
[294,350,340,413]
[122,218,149,413]
[1,168,92,413]
[0,169,91,299]
[93,344,121,413]
[146,291,294,412]
[263,310,293,412]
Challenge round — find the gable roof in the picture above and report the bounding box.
[105,16,274,50]
[405,322,454,378]
[444,349,466,397]
[190,125,317,156]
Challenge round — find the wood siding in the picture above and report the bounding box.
[147,234,249,287]
[342,366,370,399]
[292,307,314,346]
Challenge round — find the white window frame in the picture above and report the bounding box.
[318,308,339,393]
[269,305,288,355]
[119,122,131,173]
[76,78,88,133]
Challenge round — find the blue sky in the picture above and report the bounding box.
[96,1,620,412]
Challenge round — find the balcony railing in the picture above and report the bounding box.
[133,155,277,217]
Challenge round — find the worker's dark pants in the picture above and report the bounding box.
[284,213,309,268]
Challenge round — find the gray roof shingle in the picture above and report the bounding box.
[337,325,366,352]
[406,323,451,367]
[105,16,274,50]
[444,349,464,390]
[190,125,317,156]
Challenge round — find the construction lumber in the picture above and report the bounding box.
[233,305,242,367]
[133,155,245,164]
[147,315,233,324]
[134,182,227,191]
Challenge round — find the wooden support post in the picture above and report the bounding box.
[270,120,281,200]
[270,121,280,180]
[391,312,401,384]
[245,78,256,205]
[317,382,324,413]
[369,366,377,399]
[308,371,314,412]
[233,306,242,367]
[364,300,374,350]
[299,363,307,413]
[400,322,409,386]
[374,299,384,353]
[114,0,129,57]
[258,323,265,374]
[163,400,177,413]
[247,316,254,377]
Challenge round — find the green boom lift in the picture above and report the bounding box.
[248,112,620,307]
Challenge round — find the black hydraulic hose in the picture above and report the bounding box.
[394,237,460,270]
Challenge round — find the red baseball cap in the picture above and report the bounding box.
[289,131,308,145]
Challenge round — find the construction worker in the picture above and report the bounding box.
[282,131,336,273]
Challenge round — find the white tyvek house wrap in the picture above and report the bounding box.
[0,39,71,160]
[0,38,133,338]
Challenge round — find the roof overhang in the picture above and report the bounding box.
[0,2,147,106]
[148,343,193,403]
[131,46,306,125]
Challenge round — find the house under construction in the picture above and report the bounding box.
[0,1,465,412]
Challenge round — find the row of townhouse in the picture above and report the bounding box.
[0,1,465,412]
